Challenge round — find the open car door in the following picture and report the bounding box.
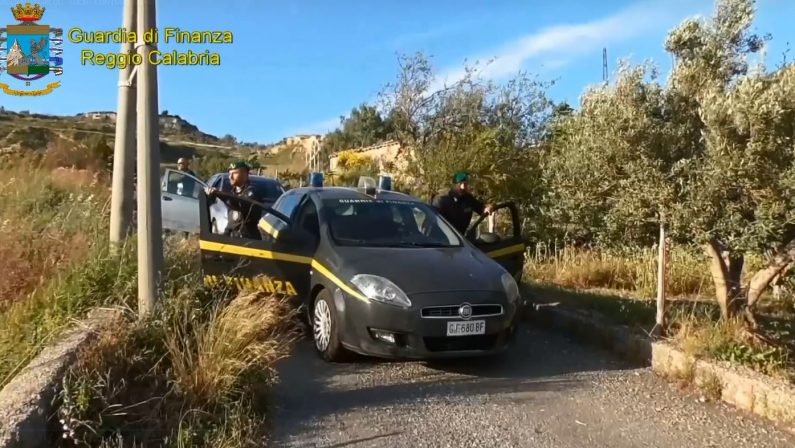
[198,191,315,301]
[465,202,527,281]
[161,169,207,233]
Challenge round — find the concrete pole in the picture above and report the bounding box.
[136,0,163,318]
[109,0,137,248]
[654,218,667,337]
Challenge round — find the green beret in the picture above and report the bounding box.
[228,160,250,171]
[453,171,470,183]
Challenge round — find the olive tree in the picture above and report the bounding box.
[542,63,702,247]
[379,53,553,235]
[666,0,795,321]
[544,0,795,323]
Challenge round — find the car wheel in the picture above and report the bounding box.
[312,290,347,362]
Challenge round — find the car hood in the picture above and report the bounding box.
[328,244,505,295]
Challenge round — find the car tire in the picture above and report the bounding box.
[312,289,347,362]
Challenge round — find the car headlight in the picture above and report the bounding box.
[350,274,412,308]
[501,272,520,305]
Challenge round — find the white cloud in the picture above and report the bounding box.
[284,0,708,138]
[429,0,702,91]
[285,116,342,136]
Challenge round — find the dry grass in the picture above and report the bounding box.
[59,286,302,447]
[525,242,767,299]
[166,292,302,410]
[672,312,793,382]
[524,242,794,381]
[0,158,121,387]
[0,160,110,311]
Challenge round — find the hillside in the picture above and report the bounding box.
[0,109,311,177]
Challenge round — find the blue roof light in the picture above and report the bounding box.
[378,175,392,191]
[309,172,324,187]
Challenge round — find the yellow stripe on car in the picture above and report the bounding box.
[199,239,522,302]
[199,240,312,264]
[485,243,526,258]
[308,260,368,301]
[257,218,281,239]
[199,240,368,302]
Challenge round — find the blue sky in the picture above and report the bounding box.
[1,0,794,144]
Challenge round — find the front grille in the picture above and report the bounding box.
[424,335,498,352]
[421,304,503,319]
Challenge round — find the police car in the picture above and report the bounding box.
[197,173,528,361]
[160,168,284,234]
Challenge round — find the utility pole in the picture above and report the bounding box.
[109,0,137,248]
[136,0,163,318]
[653,215,668,337]
[602,47,608,83]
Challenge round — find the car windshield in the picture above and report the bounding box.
[324,198,461,248]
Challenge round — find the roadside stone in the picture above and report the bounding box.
[0,308,123,448]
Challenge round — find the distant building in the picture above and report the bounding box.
[77,111,117,121]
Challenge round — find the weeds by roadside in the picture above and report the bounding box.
[672,312,794,382]
[58,279,301,447]
[0,161,109,311]
[526,243,767,299]
[524,243,795,382]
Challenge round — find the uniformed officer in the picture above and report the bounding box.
[431,171,494,235]
[204,160,264,239]
[177,157,197,177]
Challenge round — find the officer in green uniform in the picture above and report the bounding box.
[204,160,264,239]
[431,171,493,235]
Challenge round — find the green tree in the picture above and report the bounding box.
[379,52,552,236]
[665,0,793,321]
[543,0,795,322]
[321,104,395,168]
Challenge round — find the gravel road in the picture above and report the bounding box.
[268,325,795,448]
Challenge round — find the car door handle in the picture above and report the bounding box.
[163,196,173,201]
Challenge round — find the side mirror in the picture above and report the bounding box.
[259,212,308,244]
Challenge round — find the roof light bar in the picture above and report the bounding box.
[308,172,324,187]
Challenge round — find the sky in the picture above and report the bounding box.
[1,0,794,144]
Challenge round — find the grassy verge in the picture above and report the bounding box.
[0,160,110,312]
[57,245,301,447]
[525,244,795,382]
[0,159,120,387]
[0,156,302,445]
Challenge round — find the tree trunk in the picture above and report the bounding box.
[772,262,793,300]
[745,239,795,328]
[705,239,733,319]
[727,254,744,315]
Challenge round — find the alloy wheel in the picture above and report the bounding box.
[313,299,332,352]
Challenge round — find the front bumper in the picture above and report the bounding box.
[336,289,520,360]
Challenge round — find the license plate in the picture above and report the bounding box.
[446,320,485,336]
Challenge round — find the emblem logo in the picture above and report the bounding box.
[0,3,64,96]
[458,303,473,320]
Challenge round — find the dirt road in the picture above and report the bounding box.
[269,326,795,448]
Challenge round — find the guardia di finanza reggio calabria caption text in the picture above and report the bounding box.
[70,27,233,68]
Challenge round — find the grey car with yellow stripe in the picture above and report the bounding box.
[197,175,528,361]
